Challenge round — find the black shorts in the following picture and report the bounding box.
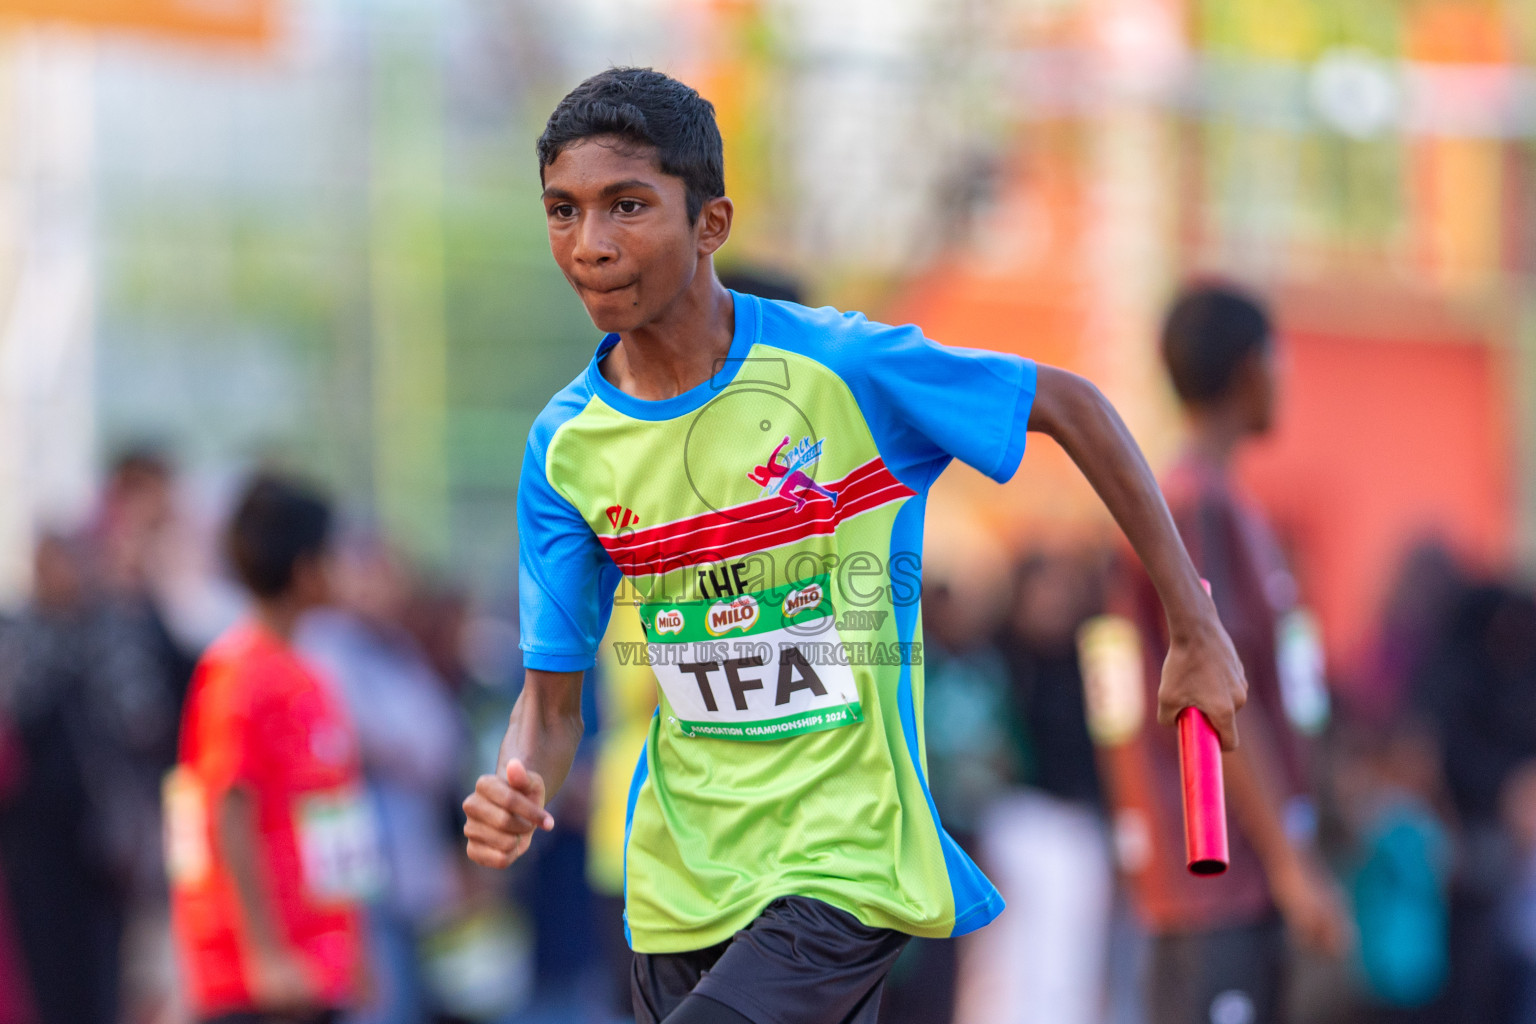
[631,896,910,1024]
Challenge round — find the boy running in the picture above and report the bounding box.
[169,477,375,1024]
[463,68,1247,1024]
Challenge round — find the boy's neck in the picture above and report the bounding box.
[600,273,735,402]
[252,595,306,642]
[1182,407,1247,474]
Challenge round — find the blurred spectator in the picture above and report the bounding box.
[920,583,1018,843]
[92,448,199,1024]
[168,474,376,1024]
[1500,761,1536,1024]
[0,534,117,1024]
[299,539,466,1024]
[1353,542,1467,729]
[1324,543,1467,1022]
[881,579,1014,1024]
[1331,721,1452,1020]
[588,606,658,1020]
[1420,581,1536,1024]
[1000,551,1106,809]
[0,687,31,1024]
[953,549,1112,1024]
[1430,584,1536,834]
[93,447,198,715]
[403,579,474,696]
[1094,283,1346,1024]
[411,594,536,1024]
[0,537,101,1024]
[0,514,187,1024]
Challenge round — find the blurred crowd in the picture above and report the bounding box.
[0,332,1533,1024]
[0,454,536,1024]
[905,532,1536,1024]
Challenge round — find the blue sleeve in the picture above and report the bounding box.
[836,317,1037,492]
[517,435,622,673]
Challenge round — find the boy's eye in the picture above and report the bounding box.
[616,199,644,214]
[549,203,576,219]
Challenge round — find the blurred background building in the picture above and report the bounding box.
[0,0,1528,673]
[0,0,1532,1022]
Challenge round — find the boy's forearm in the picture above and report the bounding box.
[216,785,296,961]
[1222,716,1348,957]
[1028,365,1247,747]
[1221,716,1301,879]
[496,668,585,803]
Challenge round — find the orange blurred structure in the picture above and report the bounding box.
[883,0,1527,688]
[0,0,273,44]
[1241,291,1514,678]
[898,249,1515,685]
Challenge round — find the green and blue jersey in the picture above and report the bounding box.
[518,290,1037,952]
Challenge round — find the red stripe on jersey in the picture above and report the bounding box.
[608,458,892,548]
[598,458,914,577]
[600,458,890,553]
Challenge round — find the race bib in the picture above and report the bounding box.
[163,767,210,885]
[296,784,386,903]
[639,573,863,741]
[1277,608,1330,735]
[1077,615,1146,747]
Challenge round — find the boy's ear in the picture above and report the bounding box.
[696,196,734,258]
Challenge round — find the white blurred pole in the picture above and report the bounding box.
[0,27,97,608]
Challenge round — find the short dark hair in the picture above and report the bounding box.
[225,474,331,599]
[108,444,172,484]
[537,67,724,223]
[1160,283,1273,406]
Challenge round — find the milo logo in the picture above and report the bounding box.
[705,595,759,637]
[781,583,824,619]
[654,609,685,636]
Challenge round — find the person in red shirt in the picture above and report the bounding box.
[168,475,377,1024]
[1089,284,1348,1024]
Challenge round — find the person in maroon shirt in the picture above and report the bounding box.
[1093,284,1348,1024]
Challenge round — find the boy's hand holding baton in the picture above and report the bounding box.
[1171,580,1230,875]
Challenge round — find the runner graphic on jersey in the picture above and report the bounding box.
[748,435,840,512]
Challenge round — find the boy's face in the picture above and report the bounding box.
[541,136,728,334]
[1241,344,1278,436]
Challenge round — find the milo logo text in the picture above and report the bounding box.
[706,595,759,637]
[654,609,685,636]
[781,583,824,619]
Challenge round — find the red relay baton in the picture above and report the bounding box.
[1179,578,1229,876]
[1177,708,1228,875]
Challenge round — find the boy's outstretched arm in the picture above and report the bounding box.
[1027,365,1248,749]
[463,668,584,868]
